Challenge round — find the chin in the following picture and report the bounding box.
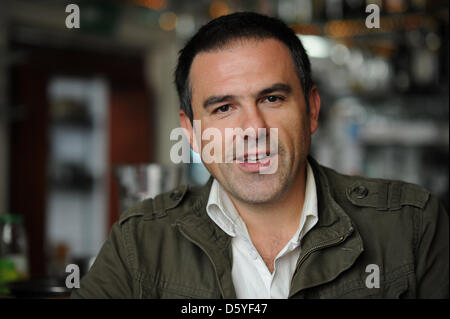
[234,188,284,204]
[226,175,286,204]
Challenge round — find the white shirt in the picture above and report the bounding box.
[206,161,318,299]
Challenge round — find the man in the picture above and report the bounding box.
[72,12,448,299]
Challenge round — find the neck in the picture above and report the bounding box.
[229,163,307,237]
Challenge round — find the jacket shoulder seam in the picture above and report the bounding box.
[320,165,430,210]
[119,198,154,225]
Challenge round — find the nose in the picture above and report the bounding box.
[240,103,268,141]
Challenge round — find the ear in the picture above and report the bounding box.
[179,109,200,154]
[308,86,321,135]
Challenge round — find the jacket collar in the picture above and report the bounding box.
[175,176,237,298]
[288,156,364,297]
[176,156,363,298]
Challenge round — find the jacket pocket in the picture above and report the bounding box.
[139,276,221,299]
[336,273,408,299]
[315,264,413,299]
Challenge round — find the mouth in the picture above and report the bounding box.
[235,152,273,163]
[234,152,278,173]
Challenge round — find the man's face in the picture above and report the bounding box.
[181,38,320,204]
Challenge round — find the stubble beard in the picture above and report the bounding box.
[214,144,303,205]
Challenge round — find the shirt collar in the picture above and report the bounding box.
[206,160,318,241]
[293,160,318,244]
[206,178,242,237]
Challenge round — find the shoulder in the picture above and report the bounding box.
[116,179,212,228]
[317,163,431,212]
[117,184,192,227]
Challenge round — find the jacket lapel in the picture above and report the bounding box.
[289,157,364,297]
[176,178,237,299]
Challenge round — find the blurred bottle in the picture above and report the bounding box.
[343,0,365,18]
[384,0,408,13]
[46,242,69,280]
[114,164,184,214]
[326,0,344,20]
[0,214,29,295]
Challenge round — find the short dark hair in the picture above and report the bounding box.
[174,12,313,123]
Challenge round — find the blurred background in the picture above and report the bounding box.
[0,0,448,296]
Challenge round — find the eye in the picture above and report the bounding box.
[263,95,285,103]
[213,104,232,113]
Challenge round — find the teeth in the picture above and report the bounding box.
[236,154,270,162]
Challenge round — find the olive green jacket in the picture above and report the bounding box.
[72,157,449,299]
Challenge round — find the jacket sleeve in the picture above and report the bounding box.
[71,221,135,299]
[415,195,449,299]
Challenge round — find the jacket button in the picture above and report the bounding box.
[352,185,369,199]
[170,190,182,201]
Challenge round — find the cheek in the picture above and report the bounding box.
[197,125,231,165]
[275,111,309,149]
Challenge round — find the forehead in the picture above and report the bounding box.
[189,38,299,99]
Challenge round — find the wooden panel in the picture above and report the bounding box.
[9,64,49,278]
[108,88,152,228]
[9,44,153,276]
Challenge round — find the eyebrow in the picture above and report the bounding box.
[258,83,292,97]
[202,83,292,109]
[203,94,236,110]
